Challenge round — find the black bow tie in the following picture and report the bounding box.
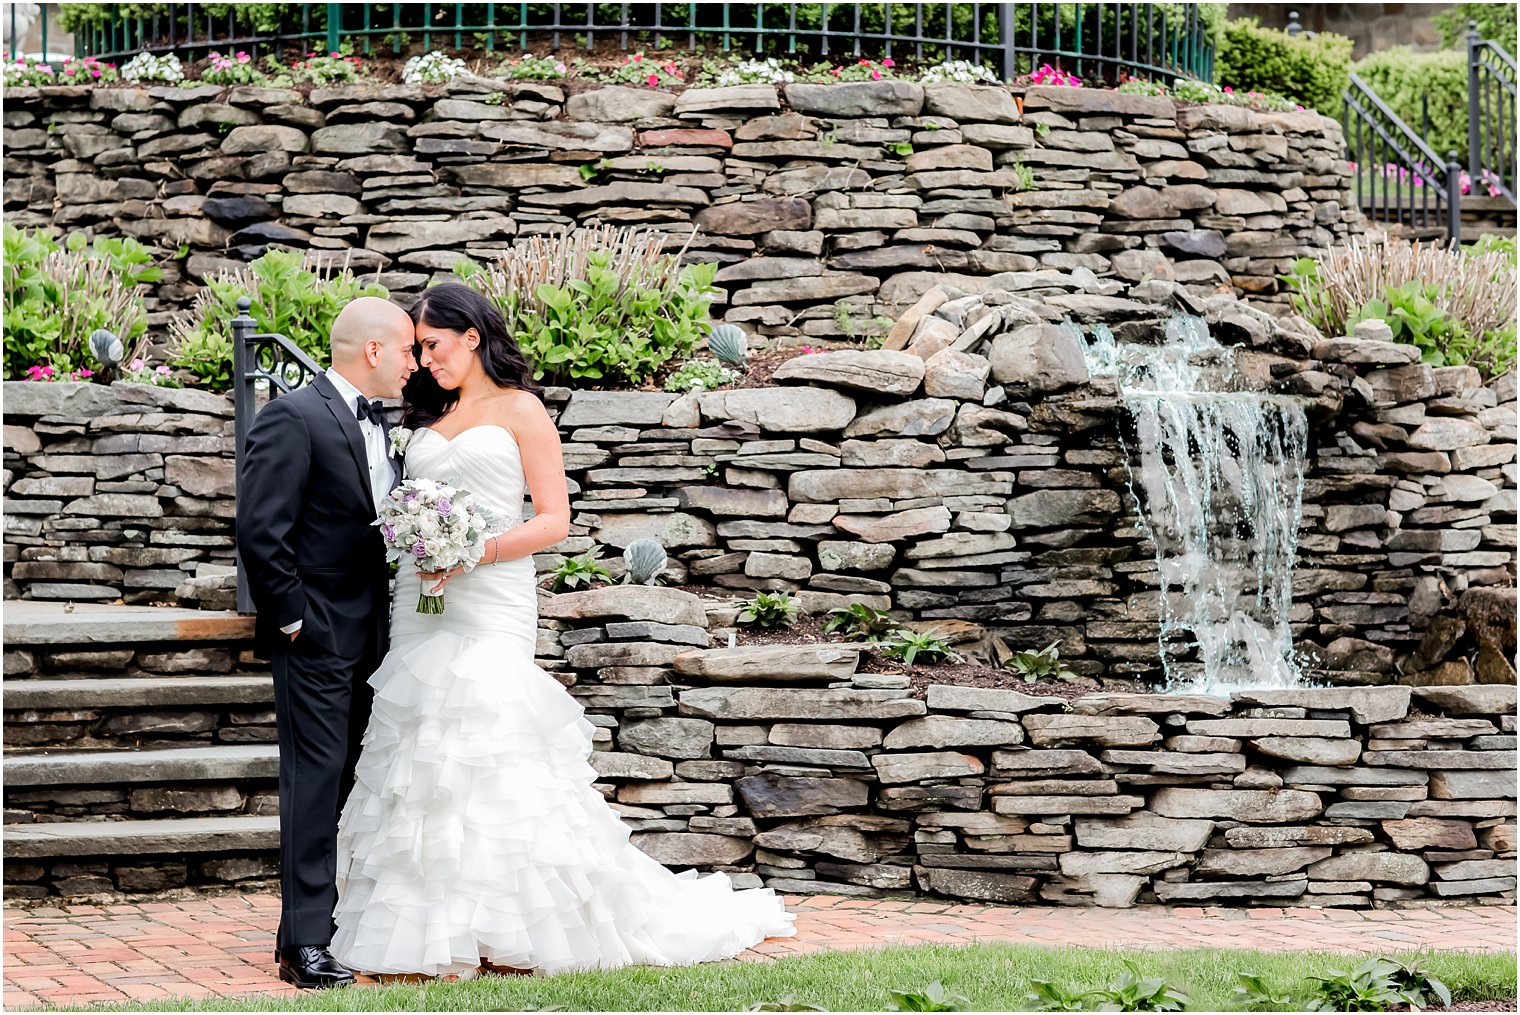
[354,397,386,424]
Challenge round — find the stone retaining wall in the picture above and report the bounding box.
[545,587,1516,908]
[4,587,1515,905]
[5,269,1515,687]
[2,381,238,605]
[3,78,1361,340]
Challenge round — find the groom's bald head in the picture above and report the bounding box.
[330,297,417,398]
[331,297,412,364]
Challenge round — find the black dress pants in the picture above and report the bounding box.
[270,633,377,950]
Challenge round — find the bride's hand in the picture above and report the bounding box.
[419,565,464,595]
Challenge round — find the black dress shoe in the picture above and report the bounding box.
[277,946,356,989]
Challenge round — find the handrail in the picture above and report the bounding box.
[1343,71,1462,243]
[231,296,323,614]
[1468,23,1517,204]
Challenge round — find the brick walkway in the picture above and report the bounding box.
[5,894,1515,1010]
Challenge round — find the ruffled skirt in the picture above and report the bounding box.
[331,623,794,977]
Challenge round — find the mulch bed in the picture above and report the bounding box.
[1444,1002,1519,1012]
[722,604,1095,700]
[733,348,814,388]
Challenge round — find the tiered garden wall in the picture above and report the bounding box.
[3,78,1361,339]
[5,269,1516,688]
[5,588,1515,905]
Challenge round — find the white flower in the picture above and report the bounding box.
[403,50,470,84]
[714,57,795,87]
[121,51,184,83]
[389,425,412,457]
[919,59,999,84]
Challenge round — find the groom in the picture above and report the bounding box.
[236,297,417,989]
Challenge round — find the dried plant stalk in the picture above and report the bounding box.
[1311,238,1517,341]
[469,224,695,315]
[45,250,150,364]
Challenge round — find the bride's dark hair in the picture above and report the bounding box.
[402,283,543,427]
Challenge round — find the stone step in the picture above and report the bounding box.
[4,744,278,788]
[3,815,279,859]
[4,675,272,711]
[3,601,254,647]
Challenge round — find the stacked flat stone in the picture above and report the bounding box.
[5,265,1515,687]
[2,79,1360,338]
[1283,321,1519,686]
[535,585,1516,907]
[3,381,237,607]
[3,587,1514,902]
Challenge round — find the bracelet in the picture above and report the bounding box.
[490,537,501,565]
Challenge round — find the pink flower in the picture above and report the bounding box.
[330,51,340,58]
[882,58,894,67]
[647,73,658,87]
[871,69,881,80]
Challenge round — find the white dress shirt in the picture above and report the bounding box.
[281,369,393,638]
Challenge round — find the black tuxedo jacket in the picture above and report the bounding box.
[236,373,395,657]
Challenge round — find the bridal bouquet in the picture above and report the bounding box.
[376,478,502,614]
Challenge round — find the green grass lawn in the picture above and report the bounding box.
[42,942,1518,1013]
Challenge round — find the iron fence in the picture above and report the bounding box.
[52,2,1217,83]
[1468,24,1517,203]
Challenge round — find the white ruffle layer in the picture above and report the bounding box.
[332,630,795,977]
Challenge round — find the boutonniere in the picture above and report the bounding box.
[389,425,413,458]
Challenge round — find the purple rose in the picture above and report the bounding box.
[402,491,419,504]
[437,499,453,517]
[381,523,395,542]
[411,540,427,558]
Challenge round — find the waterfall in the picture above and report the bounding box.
[1079,316,1310,693]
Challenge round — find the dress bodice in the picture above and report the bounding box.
[404,424,526,527]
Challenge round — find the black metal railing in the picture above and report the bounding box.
[54,2,1217,84]
[1468,23,1517,203]
[1342,71,1463,244]
[231,296,322,614]
[1287,11,1466,243]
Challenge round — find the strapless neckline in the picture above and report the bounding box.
[418,424,516,447]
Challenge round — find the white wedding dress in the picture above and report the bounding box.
[332,424,794,977]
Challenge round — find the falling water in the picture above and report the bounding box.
[1079,316,1310,693]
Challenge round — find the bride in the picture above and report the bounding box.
[331,283,795,977]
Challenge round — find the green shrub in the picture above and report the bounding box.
[663,358,737,393]
[1280,239,1516,379]
[168,250,387,392]
[457,226,718,388]
[549,548,613,592]
[736,591,799,629]
[886,982,969,1012]
[3,225,160,379]
[822,604,898,642]
[1351,47,1467,164]
[1004,641,1080,683]
[878,629,961,667]
[1434,3,1519,52]
[1216,17,1352,114]
[1307,957,1450,1012]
